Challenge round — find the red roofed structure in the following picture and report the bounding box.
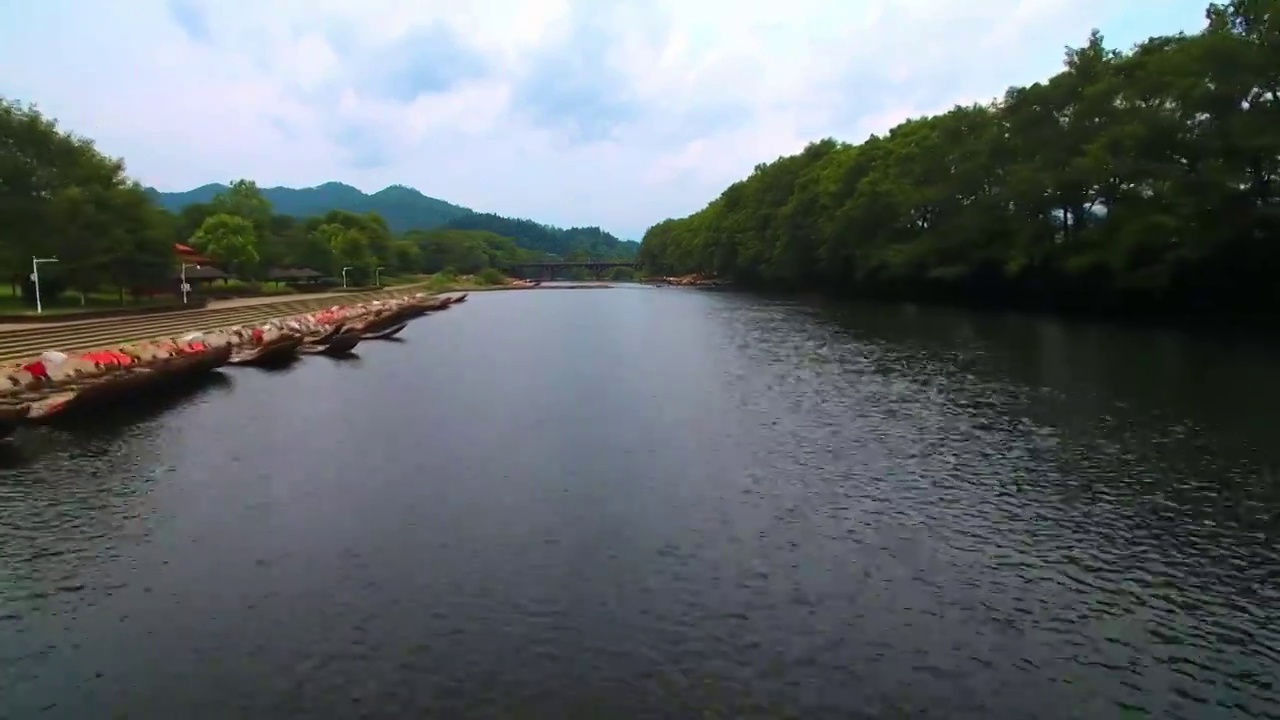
[174,243,213,265]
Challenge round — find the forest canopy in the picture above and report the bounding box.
[638,0,1278,314]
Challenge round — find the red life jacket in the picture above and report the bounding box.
[21,361,48,379]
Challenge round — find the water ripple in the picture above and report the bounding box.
[1,289,1277,719]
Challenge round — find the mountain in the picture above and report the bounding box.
[145,182,471,233]
[146,182,640,259]
[439,214,639,258]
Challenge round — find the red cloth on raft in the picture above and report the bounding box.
[21,361,48,379]
[80,350,133,367]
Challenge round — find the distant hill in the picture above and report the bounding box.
[145,182,471,234]
[440,214,639,258]
[146,182,640,259]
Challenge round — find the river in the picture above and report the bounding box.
[1,286,1278,719]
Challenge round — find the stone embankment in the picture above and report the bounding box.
[0,288,472,437]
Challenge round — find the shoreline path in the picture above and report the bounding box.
[0,286,433,364]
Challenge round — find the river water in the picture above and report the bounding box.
[1,287,1278,719]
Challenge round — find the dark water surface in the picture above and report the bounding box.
[2,287,1278,719]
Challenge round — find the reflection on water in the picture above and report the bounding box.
[0,372,235,468]
[0,371,236,631]
[1,288,1278,719]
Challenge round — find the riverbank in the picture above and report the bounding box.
[650,275,1280,337]
[0,287,439,361]
[0,274,561,434]
[647,274,731,287]
[0,290,470,437]
[0,285,428,331]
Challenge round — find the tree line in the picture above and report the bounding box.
[149,184,643,259]
[169,182,550,284]
[1,97,636,305]
[639,0,1278,315]
[442,212,640,258]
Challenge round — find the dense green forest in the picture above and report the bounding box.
[148,184,641,258]
[0,98,636,304]
[441,213,639,258]
[640,0,1278,315]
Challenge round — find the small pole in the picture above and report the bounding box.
[180,263,199,304]
[32,256,59,314]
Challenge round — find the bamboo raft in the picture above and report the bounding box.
[361,323,407,340]
[228,334,304,367]
[300,330,362,356]
[0,289,470,438]
[24,346,233,422]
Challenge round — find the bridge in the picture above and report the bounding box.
[507,260,642,280]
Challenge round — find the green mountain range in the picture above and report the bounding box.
[144,182,639,259]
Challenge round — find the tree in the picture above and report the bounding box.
[286,226,335,274]
[442,213,639,258]
[1,98,178,305]
[102,184,176,301]
[46,185,108,302]
[192,213,260,278]
[637,3,1280,315]
[389,240,422,273]
[311,223,373,281]
[406,229,526,274]
[174,202,218,243]
[211,179,272,229]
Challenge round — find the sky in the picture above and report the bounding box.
[0,0,1210,240]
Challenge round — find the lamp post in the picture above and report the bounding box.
[341,266,354,288]
[31,256,59,315]
[374,266,385,287]
[180,263,200,304]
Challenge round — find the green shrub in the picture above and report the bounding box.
[477,267,507,285]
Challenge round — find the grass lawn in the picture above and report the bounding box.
[0,284,182,315]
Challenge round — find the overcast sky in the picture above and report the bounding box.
[1,0,1209,239]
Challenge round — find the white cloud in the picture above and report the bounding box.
[0,0,1210,238]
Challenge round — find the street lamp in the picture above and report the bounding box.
[31,256,59,315]
[341,266,354,288]
[374,266,385,287]
[180,262,200,304]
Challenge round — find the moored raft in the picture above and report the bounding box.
[227,328,305,367]
[304,323,346,346]
[360,323,407,340]
[2,340,233,423]
[0,288,475,436]
[300,329,361,356]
